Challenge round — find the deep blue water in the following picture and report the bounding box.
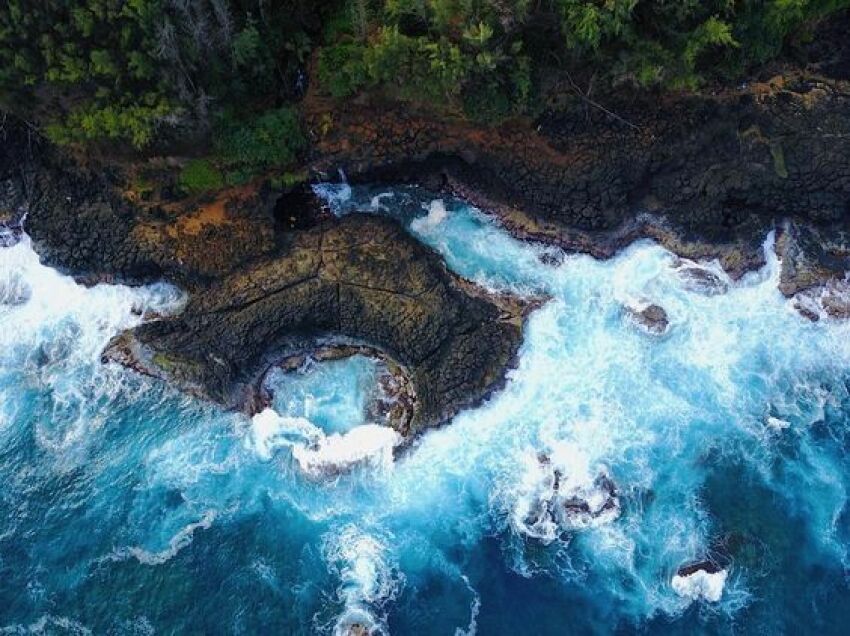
[1,186,849,634]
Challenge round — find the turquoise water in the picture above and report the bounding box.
[1,187,849,634]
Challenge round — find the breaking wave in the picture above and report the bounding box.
[2,188,850,633]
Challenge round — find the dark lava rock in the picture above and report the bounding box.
[776,222,850,297]
[676,559,724,578]
[821,287,850,319]
[626,303,669,335]
[675,264,729,296]
[104,214,529,433]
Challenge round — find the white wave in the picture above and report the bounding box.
[0,614,92,635]
[369,192,395,212]
[454,574,481,636]
[410,199,448,233]
[312,173,353,216]
[248,409,321,461]
[248,408,400,477]
[509,441,620,543]
[0,235,183,465]
[765,415,790,431]
[323,526,404,636]
[111,509,217,566]
[671,567,727,603]
[293,425,400,478]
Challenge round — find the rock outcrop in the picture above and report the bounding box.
[304,17,850,283]
[104,213,529,433]
[625,303,670,335]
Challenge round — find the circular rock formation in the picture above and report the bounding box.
[104,213,531,434]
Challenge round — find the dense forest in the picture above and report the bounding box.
[2,1,848,182]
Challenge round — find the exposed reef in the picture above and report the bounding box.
[103,213,530,433]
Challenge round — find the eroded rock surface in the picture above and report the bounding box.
[305,23,850,283]
[626,303,670,335]
[105,214,529,432]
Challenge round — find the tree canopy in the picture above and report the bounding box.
[1,0,847,151]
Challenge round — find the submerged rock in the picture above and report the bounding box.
[105,214,529,434]
[515,449,620,542]
[625,302,669,335]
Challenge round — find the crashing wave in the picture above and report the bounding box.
[510,442,620,543]
[369,192,395,212]
[0,270,30,306]
[312,170,353,216]
[323,526,404,636]
[671,562,728,603]
[248,408,400,478]
[410,199,448,233]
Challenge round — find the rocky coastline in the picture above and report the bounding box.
[2,35,850,431]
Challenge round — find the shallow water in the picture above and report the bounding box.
[1,187,849,634]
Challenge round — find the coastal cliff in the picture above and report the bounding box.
[2,16,850,426]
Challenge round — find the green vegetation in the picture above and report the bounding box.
[319,0,850,118]
[1,0,848,152]
[214,107,307,183]
[0,0,330,152]
[179,159,224,194]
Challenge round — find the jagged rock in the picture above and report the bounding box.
[791,280,850,322]
[626,302,669,335]
[675,263,729,296]
[776,223,850,297]
[672,560,728,603]
[517,451,620,541]
[104,214,529,433]
[821,287,850,319]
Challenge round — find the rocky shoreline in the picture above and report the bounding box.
[2,39,850,431]
[101,213,533,435]
[306,68,850,296]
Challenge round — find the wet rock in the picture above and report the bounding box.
[793,297,821,322]
[625,302,669,335]
[821,287,850,319]
[556,472,620,529]
[776,223,850,297]
[792,280,850,321]
[0,221,23,248]
[671,560,728,603]
[517,451,620,541]
[105,214,529,433]
[675,263,729,295]
[307,57,850,276]
[676,559,724,577]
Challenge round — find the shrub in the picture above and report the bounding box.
[214,107,307,173]
[179,159,224,194]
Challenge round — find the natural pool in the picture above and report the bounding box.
[1,186,848,634]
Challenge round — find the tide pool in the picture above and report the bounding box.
[0,187,848,634]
